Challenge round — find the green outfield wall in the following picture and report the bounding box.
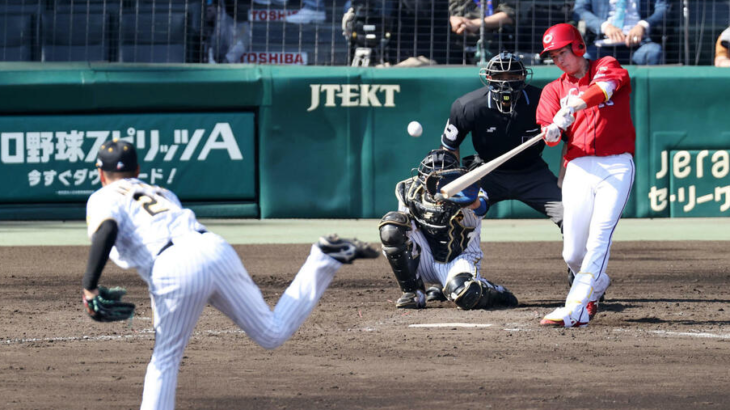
[0,62,728,220]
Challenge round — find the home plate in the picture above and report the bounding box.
[409,323,493,328]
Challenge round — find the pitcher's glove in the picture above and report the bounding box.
[424,168,479,206]
[83,286,135,322]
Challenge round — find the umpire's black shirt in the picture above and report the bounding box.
[441,85,544,171]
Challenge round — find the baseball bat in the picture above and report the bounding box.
[441,133,545,198]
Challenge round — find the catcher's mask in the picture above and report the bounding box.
[416,149,460,183]
[479,52,532,114]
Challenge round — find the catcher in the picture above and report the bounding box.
[378,149,518,310]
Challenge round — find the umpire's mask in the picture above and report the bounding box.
[479,52,532,114]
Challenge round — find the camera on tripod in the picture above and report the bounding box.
[344,1,393,66]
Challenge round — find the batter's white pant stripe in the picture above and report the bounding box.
[596,157,634,276]
[562,154,635,280]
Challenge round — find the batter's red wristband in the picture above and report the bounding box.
[581,85,608,108]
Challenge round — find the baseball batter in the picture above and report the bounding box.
[378,149,518,310]
[81,140,379,410]
[536,23,636,328]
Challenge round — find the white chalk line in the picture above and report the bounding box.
[1,328,247,346]
[408,323,730,339]
[5,324,729,346]
[409,323,493,328]
[613,328,730,339]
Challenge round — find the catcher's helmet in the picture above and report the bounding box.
[541,23,586,58]
[479,52,531,114]
[417,149,460,183]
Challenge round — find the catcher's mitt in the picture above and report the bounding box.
[424,168,479,206]
[83,286,135,322]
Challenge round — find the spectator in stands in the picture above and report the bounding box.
[449,0,514,36]
[448,0,515,63]
[574,0,667,65]
[205,0,250,63]
[715,27,730,67]
[285,0,326,24]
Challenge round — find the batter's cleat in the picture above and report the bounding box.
[586,301,599,320]
[396,290,426,309]
[568,268,606,302]
[318,234,379,264]
[540,306,590,328]
[425,286,447,302]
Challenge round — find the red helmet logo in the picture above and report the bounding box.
[540,23,585,58]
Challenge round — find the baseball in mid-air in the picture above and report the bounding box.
[407,121,423,138]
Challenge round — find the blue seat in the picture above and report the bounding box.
[41,10,114,61]
[119,8,187,62]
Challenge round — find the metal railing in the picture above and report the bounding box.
[0,0,728,65]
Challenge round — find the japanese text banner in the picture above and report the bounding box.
[0,112,255,203]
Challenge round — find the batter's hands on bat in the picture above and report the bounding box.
[553,106,575,130]
[542,124,562,147]
[83,285,135,322]
[425,169,479,206]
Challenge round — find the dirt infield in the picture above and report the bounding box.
[1,241,729,409]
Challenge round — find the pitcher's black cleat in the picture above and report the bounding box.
[318,234,380,264]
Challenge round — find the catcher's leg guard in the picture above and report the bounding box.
[443,273,518,310]
[379,212,425,308]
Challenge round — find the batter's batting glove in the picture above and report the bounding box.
[542,124,562,147]
[552,106,575,130]
[425,169,479,206]
[83,286,135,323]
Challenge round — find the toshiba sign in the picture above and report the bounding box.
[239,52,308,65]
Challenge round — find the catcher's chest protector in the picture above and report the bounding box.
[404,181,475,263]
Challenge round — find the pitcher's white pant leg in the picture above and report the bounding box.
[561,159,594,275]
[141,238,217,410]
[209,241,341,350]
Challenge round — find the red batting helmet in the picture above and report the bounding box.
[541,23,586,58]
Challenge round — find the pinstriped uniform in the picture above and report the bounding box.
[86,178,342,410]
[396,179,501,291]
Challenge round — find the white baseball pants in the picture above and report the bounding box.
[140,232,341,410]
[561,153,635,279]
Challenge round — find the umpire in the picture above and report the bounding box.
[441,51,563,227]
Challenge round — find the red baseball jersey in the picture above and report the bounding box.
[536,56,636,165]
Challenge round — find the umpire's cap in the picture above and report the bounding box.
[96,139,138,173]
